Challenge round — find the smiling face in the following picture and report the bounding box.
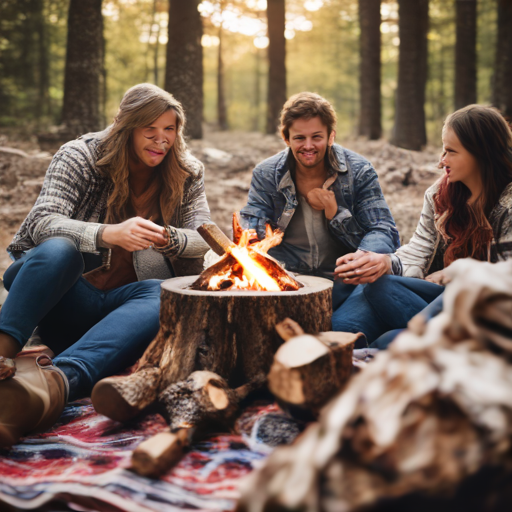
[441,126,482,192]
[285,116,335,173]
[130,109,177,170]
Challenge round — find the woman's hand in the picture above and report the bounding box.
[425,269,451,286]
[102,217,168,252]
[306,188,338,219]
[334,250,392,285]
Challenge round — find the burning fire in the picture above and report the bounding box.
[192,214,303,292]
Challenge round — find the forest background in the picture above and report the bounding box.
[0,0,511,274]
[1,0,508,144]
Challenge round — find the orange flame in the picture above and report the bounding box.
[206,216,288,292]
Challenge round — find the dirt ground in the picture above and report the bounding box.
[0,127,442,276]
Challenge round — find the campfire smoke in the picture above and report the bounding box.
[192,215,302,292]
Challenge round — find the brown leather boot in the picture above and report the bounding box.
[0,346,69,449]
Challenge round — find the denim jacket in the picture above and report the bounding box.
[240,144,400,273]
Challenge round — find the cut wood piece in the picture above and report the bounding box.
[158,371,240,431]
[155,275,332,392]
[197,223,235,256]
[275,318,304,342]
[131,428,191,477]
[268,331,360,414]
[91,367,161,422]
[188,253,236,290]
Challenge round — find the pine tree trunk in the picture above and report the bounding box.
[493,0,512,120]
[358,0,382,140]
[61,0,103,137]
[165,0,203,139]
[266,0,287,135]
[217,23,228,130]
[454,0,477,110]
[392,0,429,151]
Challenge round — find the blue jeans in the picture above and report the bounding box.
[0,238,162,400]
[332,275,444,344]
[370,293,445,349]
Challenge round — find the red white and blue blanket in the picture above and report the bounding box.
[0,399,299,511]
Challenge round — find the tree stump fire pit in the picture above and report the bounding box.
[155,274,332,391]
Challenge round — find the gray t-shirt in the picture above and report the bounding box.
[274,195,351,277]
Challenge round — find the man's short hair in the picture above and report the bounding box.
[280,92,337,141]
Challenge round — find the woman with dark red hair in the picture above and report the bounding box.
[332,104,512,346]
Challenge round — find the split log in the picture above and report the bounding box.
[91,367,161,423]
[268,327,361,415]
[157,371,242,430]
[156,275,332,392]
[131,371,252,477]
[131,428,191,477]
[197,223,235,256]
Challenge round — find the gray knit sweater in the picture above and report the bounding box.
[7,129,211,278]
[391,182,512,278]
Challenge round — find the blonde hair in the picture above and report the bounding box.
[97,83,191,225]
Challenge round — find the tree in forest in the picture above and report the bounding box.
[266,0,287,135]
[61,0,104,136]
[454,0,477,110]
[165,0,203,139]
[217,0,228,130]
[358,0,382,140]
[493,0,512,120]
[392,0,429,151]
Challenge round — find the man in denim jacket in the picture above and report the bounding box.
[241,92,399,331]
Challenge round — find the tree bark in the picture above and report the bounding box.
[493,0,512,120]
[156,275,332,391]
[165,0,203,139]
[217,16,228,130]
[268,330,360,416]
[266,0,287,135]
[61,0,103,137]
[358,0,382,140]
[392,0,429,151]
[454,0,477,110]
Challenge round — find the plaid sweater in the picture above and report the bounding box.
[8,130,211,265]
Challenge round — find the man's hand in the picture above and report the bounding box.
[306,188,338,220]
[425,269,451,286]
[102,217,168,252]
[334,250,392,285]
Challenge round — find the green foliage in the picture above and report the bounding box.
[0,0,67,128]
[0,0,502,144]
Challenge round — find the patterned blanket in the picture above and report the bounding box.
[0,399,300,511]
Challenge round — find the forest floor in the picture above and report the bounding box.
[0,126,443,276]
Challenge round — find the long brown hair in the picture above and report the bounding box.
[279,92,340,173]
[97,83,191,225]
[434,105,512,265]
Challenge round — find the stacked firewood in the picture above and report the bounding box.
[236,259,512,511]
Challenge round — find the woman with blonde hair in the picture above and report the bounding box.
[0,83,210,447]
[333,104,512,345]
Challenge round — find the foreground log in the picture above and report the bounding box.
[158,371,243,430]
[236,259,512,512]
[132,371,248,477]
[268,328,361,415]
[132,428,191,478]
